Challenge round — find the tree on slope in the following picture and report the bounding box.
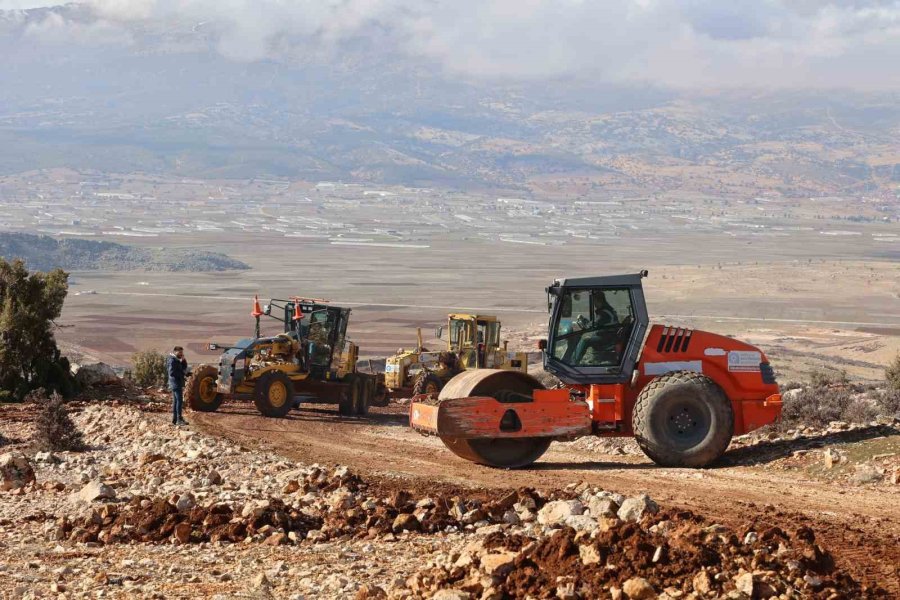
[0,258,75,401]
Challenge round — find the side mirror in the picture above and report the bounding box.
[434,325,444,339]
[537,339,547,351]
[263,304,272,316]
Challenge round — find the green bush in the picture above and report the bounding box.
[807,368,849,388]
[886,353,900,392]
[0,258,75,401]
[130,349,168,388]
[875,389,900,418]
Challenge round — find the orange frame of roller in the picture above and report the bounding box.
[409,271,782,468]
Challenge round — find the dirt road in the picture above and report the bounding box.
[193,403,900,594]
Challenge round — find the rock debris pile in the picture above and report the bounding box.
[0,400,886,599]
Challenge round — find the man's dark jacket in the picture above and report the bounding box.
[166,354,188,390]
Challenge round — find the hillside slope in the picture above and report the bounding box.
[0,232,249,272]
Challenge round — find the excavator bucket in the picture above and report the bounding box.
[409,369,592,468]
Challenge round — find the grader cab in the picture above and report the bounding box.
[384,313,527,398]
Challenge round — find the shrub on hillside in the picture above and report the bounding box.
[130,349,168,388]
[30,390,86,452]
[779,370,876,430]
[780,387,876,430]
[875,389,900,418]
[886,353,900,392]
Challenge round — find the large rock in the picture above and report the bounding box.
[479,551,517,577]
[617,494,659,522]
[72,362,120,387]
[73,480,116,502]
[587,496,619,518]
[564,514,599,532]
[537,500,584,526]
[734,572,756,597]
[579,544,602,565]
[0,452,35,491]
[391,513,421,533]
[431,591,470,600]
[692,570,713,595]
[622,577,655,599]
[851,464,883,485]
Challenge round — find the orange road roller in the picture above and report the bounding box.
[409,271,782,468]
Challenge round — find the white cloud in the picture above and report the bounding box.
[22,10,133,46]
[3,0,900,89]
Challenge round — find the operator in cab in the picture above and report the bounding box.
[573,290,620,365]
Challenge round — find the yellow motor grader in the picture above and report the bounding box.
[186,296,387,418]
[383,313,528,398]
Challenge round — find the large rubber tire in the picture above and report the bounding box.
[412,372,443,396]
[356,377,374,416]
[253,371,294,418]
[371,380,390,407]
[186,364,224,413]
[338,375,360,416]
[632,371,734,468]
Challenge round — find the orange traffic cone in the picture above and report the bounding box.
[251,295,263,318]
[293,301,304,321]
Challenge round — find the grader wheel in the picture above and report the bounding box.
[412,372,443,397]
[253,371,294,418]
[339,374,361,416]
[356,376,374,415]
[186,364,224,413]
[437,369,552,469]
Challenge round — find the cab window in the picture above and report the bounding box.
[449,319,467,347]
[551,288,635,368]
[486,321,501,346]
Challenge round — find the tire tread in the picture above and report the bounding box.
[632,370,733,467]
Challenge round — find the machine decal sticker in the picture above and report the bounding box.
[704,347,727,356]
[384,364,397,373]
[643,360,703,375]
[728,351,762,372]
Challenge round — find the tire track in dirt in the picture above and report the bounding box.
[193,403,900,594]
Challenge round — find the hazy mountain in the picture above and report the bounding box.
[1,4,899,196]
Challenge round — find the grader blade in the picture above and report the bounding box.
[409,369,592,468]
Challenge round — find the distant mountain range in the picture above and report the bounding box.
[1,5,899,198]
[0,232,249,272]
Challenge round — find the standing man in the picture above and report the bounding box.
[167,346,189,426]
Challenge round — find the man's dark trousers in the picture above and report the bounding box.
[172,387,184,424]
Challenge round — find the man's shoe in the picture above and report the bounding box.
[177,419,189,426]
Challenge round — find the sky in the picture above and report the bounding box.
[2,0,900,90]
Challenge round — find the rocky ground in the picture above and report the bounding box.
[2,386,896,600]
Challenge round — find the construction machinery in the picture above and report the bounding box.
[384,313,528,398]
[186,296,387,418]
[409,272,782,468]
